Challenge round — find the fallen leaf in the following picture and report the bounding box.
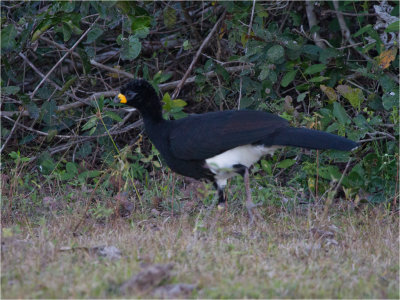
[116,192,133,216]
[120,263,174,294]
[320,84,337,101]
[153,283,197,298]
[92,245,122,260]
[376,48,397,69]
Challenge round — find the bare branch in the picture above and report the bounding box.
[305,0,326,49]
[30,16,100,99]
[0,110,24,153]
[171,10,226,99]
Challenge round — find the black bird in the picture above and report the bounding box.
[115,79,358,222]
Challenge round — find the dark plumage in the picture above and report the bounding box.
[116,79,358,223]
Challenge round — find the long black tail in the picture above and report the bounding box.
[271,127,359,151]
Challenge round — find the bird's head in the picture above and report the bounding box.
[114,79,159,111]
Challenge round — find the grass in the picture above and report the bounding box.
[1,189,399,299]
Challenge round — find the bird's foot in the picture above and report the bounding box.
[217,202,227,211]
[246,201,263,225]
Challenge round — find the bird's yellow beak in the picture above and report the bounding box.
[117,93,127,104]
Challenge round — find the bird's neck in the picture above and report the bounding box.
[140,102,166,133]
[138,97,164,123]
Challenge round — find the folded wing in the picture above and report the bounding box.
[169,110,288,160]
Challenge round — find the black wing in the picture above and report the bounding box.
[169,110,288,160]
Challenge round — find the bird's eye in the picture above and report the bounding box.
[127,91,137,99]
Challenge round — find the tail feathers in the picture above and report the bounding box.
[271,127,359,151]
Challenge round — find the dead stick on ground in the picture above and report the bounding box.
[172,10,226,99]
[30,15,100,99]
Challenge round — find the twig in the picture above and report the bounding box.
[18,51,96,111]
[24,120,143,163]
[2,115,79,139]
[332,158,353,197]
[0,91,116,117]
[18,52,61,91]
[358,136,390,143]
[237,78,243,110]
[160,65,250,91]
[0,110,23,153]
[322,9,377,17]
[90,59,135,79]
[305,0,326,49]
[0,66,251,118]
[278,1,294,33]
[172,10,226,99]
[238,0,256,110]
[30,16,100,99]
[366,131,396,140]
[333,0,371,62]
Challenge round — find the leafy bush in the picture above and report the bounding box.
[1,1,398,211]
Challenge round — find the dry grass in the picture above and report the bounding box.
[1,203,399,299]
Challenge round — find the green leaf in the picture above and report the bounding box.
[336,85,364,110]
[1,24,18,51]
[133,27,149,39]
[333,102,351,124]
[46,129,58,142]
[309,76,329,83]
[268,70,277,83]
[162,92,172,111]
[171,99,187,107]
[76,142,92,159]
[62,22,72,41]
[104,111,123,122]
[258,68,270,81]
[163,6,176,28]
[304,64,326,75]
[78,170,101,181]
[60,171,74,181]
[66,162,78,175]
[2,86,20,95]
[385,20,400,32]
[320,84,337,101]
[353,24,373,37]
[260,159,272,175]
[82,117,97,131]
[129,15,152,32]
[297,92,308,102]
[318,165,341,181]
[281,70,297,87]
[37,152,56,175]
[41,100,57,125]
[216,64,230,82]
[267,45,285,62]
[86,25,103,43]
[277,159,295,169]
[382,91,398,111]
[120,36,141,60]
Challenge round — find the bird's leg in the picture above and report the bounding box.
[243,167,263,224]
[207,182,226,213]
[217,186,227,210]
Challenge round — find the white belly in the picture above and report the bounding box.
[205,144,279,187]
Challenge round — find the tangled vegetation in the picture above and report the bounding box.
[1,1,399,298]
[1,1,398,215]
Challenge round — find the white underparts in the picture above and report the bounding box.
[205,144,279,188]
